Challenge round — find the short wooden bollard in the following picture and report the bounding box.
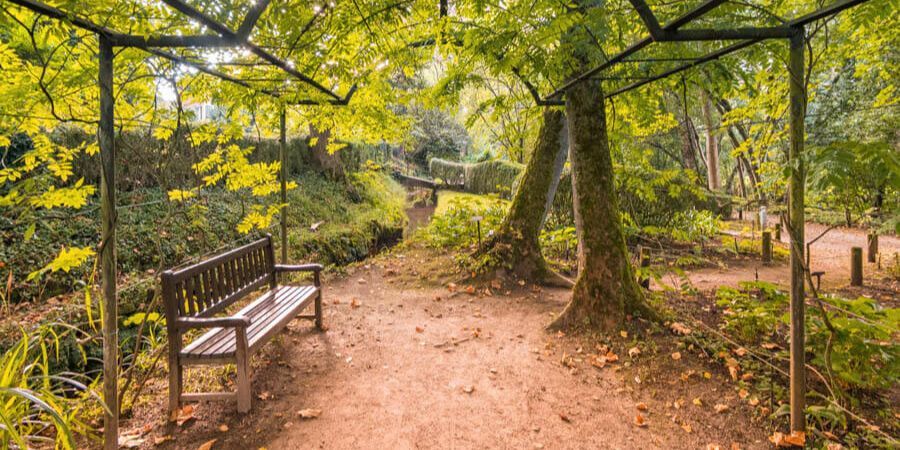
[850,247,863,286]
[638,246,650,289]
[762,231,772,264]
[774,223,781,241]
[867,233,878,263]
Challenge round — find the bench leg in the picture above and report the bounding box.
[315,290,324,330]
[235,329,252,413]
[167,356,182,420]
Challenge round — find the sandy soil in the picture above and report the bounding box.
[139,245,770,450]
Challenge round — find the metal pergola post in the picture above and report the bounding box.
[280,108,289,264]
[788,26,807,433]
[97,34,118,450]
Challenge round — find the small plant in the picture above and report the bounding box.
[0,325,102,449]
[421,193,508,249]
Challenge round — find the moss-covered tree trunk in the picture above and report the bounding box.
[549,79,654,331]
[474,108,570,285]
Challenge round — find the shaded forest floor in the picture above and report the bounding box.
[131,243,780,450]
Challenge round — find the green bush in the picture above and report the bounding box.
[428,158,524,195]
[716,282,899,390]
[421,192,508,249]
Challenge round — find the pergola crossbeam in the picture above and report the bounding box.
[160,0,344,102]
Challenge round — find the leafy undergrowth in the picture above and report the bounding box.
[661,282,899,449]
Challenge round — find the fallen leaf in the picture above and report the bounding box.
[748,397,760,406]
[692,398,703,406]
[769,431,805,448]
[738,389,749,399]
[415,326,424,333]
[173,404,196,426]
[703,372,712,379]
[604,351,619,363]
[733,347,748,357]
[671,352,682,360]
[465,285,476,294]
[297,408,322,419]
[670,322,692,335]
[153,435,173,445]
[447,282,457,292]
[636,402,649,411]
[462,385,475,394]
[681,423,693,433]
[714,403,730,413]
[218,424,229,432]
[350,298,360,309]
[257,391,272,401]
[198,439,217,450]
[620,330,629,338]
[628,347,641,358]
[706,445,721,450]
[559,413,571,422]
[634,414,647,427]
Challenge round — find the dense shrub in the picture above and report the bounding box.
[428,158,524,195]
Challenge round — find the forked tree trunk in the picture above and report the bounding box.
[701,91,720,190]
[474,108,571,286]
[549,79,655,331]
[308,125,344,180]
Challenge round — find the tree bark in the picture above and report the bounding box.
[308,125,344,180]
[701,91,720,191]
[549,79,654,331]
[474,108,571,286]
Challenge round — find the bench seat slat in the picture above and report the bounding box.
[188,287,305,358]
[181,285,317,360]
[186,285,313,357]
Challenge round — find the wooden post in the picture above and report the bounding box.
[762,231,772,264]
[787,27,807,434]
[638,246,650,289]
[867,233,877,263]
[851,247,863,286]
[774,223,781,242]
[279,108,288,264]
[98,34,119,450]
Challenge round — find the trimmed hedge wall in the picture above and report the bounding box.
[429,158,524,195]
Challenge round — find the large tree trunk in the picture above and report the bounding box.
[308,125,345,180]
[549,79,654,331]
[701,91,720,191]
[474,108,571,286]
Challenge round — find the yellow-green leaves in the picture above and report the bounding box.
[236,204,286,234]
[29,179,96,209]
[28,247,95,281]
[167,189,197,202]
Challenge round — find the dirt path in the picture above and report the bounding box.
[147,246,769,450]
[673,219,899,291]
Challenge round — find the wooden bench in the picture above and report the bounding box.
[162,235,323,415]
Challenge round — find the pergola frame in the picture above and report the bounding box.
[1,0,873,448]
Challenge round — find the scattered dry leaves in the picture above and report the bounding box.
[297,408,322,419]
[670,322,692,335]
[769,431,805,448]
[198,439,217,450]
[634,414,647,427]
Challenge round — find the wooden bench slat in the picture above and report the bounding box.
[189,286,315,357]
[196,286,314,358]
[181,285,317,359]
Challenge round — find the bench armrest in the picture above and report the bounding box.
[275,263,324,273]
[176,316,251,330]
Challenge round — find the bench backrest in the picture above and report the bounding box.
[161,236,276,319]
